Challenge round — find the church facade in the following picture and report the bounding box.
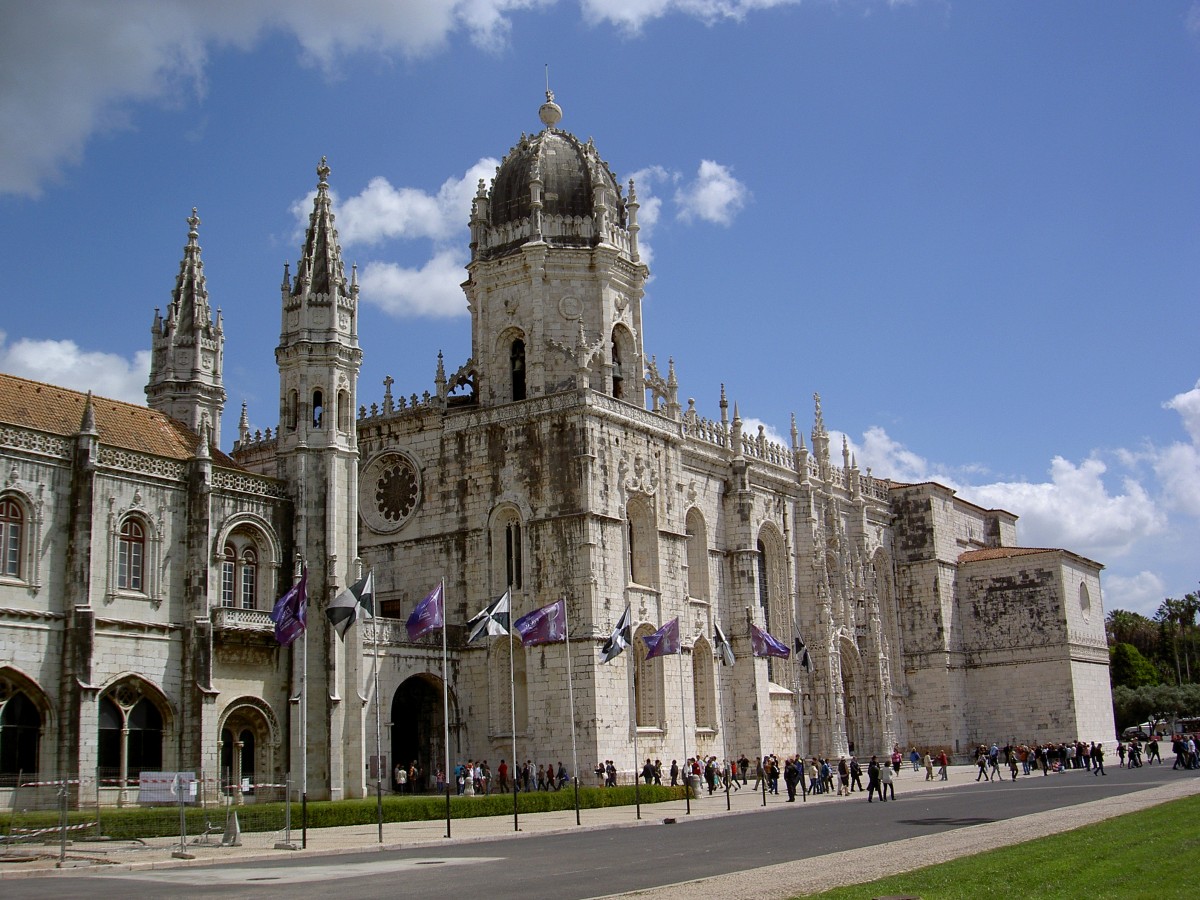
[0,95,1114,802]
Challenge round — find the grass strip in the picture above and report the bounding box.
[805,793,1200,899]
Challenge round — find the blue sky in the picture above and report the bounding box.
[1,1,1198,618]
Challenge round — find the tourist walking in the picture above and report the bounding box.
[866,756,882,802]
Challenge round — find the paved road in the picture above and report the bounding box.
[5,765,1194,899]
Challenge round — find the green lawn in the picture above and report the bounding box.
[805,793,1200,900]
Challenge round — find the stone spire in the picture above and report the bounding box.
[292,157,348,299]
[147,208,227,445]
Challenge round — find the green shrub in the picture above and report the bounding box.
[0,783,689,841]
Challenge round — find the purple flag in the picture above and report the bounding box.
[642,617,681,660]
[269,567,308,647]
[512,598,566,646]
[750,623,791,659]
[406,582,444,641]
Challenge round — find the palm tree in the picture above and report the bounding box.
[1179,590,1199,683]
[1156,598,1188,685]
[1106,609,1157,658]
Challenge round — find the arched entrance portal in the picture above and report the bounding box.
[840,640,863,756]
[391,674,449,794]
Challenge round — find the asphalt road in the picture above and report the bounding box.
[8,766,1189,900]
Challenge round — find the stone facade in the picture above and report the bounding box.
[0,95,1114,804]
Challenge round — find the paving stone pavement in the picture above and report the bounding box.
[2,764,1196,898]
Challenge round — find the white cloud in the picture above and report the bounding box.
[1188,2,1200,38]
[674,160,748,225]
[0,1,529,196]
[336,159,499,246]
[742,417,788,448]
[627,165,673,267]
[359,250,470,318]
[1103,571,1166,618]
[0,330,150,404]
[966,458,1165,559]
[580,0,799,33]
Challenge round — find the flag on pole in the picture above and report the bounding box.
[269,566,307,646]
[512,598,566,646]
[599,604,632,663]
[467,589,511,642]
[714,622,735,666]
[326,571,374,638]
[750,623,791,659]
[793,628,813,673]
[642,617,681,660]
[406,581,444,641]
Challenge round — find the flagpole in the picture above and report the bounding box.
[509,587,519,833]
[629,649,641,820]
[678,646,690,815]
[372,569,383,843]
[564,598,580,826]
[441,577,451,839]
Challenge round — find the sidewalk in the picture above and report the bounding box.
[1,763,1191,885]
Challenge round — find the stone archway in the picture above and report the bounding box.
[840,638,865,756]
[218,699,280,804]
[390,674,451,793]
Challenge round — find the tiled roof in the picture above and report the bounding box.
[0,371,237,465]
[959,547,1057,564]
[960,545,1104,570]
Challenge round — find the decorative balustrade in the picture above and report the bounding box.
[212,606,274,633]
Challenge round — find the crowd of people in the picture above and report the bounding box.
[396,730,1199,799]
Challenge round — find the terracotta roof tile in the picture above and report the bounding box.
[0,371,239,466]
[959,547,1057,564]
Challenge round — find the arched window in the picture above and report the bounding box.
[627,497,658,588]
[337,389,350,432]
[312,389,324,429]
[757,530,789,682]
[240,549,257,609]
[0,498,22,578]
[692,636,715,730]
[221,546,236,607]
[0,691,41,776]
[611,337,624,399]
[685,509,709,601]
[510,339,526,402]
[610,325,636,401]
[221,531,262,610]
[98,689,164,784]
[126,698,163,776]
[98,697,122,778]
[118,519,145,592]
[633,623,663,729]
[505,521,523,590]
[1079,581,1092,617]
[491,507,524,592]
[288,390,298,431]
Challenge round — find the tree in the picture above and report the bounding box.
[1156,598,1191,684]
[1105,609,1157,658]
[1110,643,1160,689]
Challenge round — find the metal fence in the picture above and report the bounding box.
[0,770,300,862]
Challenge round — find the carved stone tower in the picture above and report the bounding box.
[465,92,650,406]
[275,158,362,799]
[147,209,226,443]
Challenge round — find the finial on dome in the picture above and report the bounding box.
[539,68,562,129]
[317,155,330,185]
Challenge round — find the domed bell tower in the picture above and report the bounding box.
[466,92,650,407]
